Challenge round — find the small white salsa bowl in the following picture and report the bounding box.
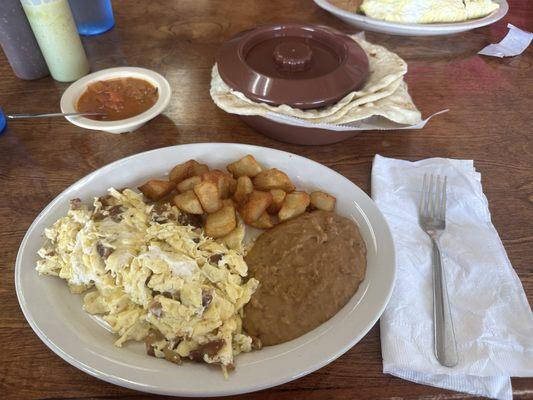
[60,67,171,134]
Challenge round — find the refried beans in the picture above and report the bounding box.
[243,210,366,346]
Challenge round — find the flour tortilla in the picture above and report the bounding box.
[305,77,403,124]
[210,36,409,121]
[320,80,421,125]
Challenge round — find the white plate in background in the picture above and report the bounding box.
[314,0,509,36]
[16,143,395,397]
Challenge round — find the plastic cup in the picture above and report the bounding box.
[69,0,115,36]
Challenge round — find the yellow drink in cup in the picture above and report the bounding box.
[21,0,90,82]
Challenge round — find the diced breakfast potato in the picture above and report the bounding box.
[253,168,295,192]
[147,160,332,234]
[233,176,254,205]
[169,160,201,183]
[267,189,286,214]
[310,191,336,212]
[202,170,235,199]
[240,190,272,224]
[177,176,202,193]
[248,211,275,229]
[193,181,222,213]
[205,204,237,238]
[228,178,237,194]
[138,179,175,201]
[173,190,204,214]
[226,155,263,178]
[191,163,209,177]
[222,198,235,208]
[278,191,310,221]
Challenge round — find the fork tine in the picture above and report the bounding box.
[420,173,428,216]
[440,176,447,220]
[435,175,442,219]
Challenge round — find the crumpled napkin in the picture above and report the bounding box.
[479,24,532,58]
[371,155,533,400]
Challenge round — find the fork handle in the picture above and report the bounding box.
[431,236,458,367]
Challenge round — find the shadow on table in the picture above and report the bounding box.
[63,114,188,173]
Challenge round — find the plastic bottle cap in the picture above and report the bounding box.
[0,108,6,135]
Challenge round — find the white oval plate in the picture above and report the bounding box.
[314,0,508,36]
[15,143,395,397]
[60,67,171,134]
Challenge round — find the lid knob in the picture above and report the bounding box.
[273,41,312,72]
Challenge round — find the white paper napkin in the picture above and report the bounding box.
[479,24,533,58]
[371,155,533,400]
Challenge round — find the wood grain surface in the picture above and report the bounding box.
[0,1,531,399]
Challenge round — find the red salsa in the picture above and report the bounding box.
[77,77,159,121]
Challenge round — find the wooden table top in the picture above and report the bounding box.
[1,1,531,399]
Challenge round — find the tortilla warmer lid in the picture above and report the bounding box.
[216,23,369,110]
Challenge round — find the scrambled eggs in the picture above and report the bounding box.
[36,188,258,375]
[360,0,499,23]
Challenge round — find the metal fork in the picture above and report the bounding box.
[419,174,458,367]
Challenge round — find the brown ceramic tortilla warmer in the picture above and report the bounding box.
[216,23,370,145]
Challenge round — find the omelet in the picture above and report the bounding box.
[359,0,499,23]
[36,188,258,375]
